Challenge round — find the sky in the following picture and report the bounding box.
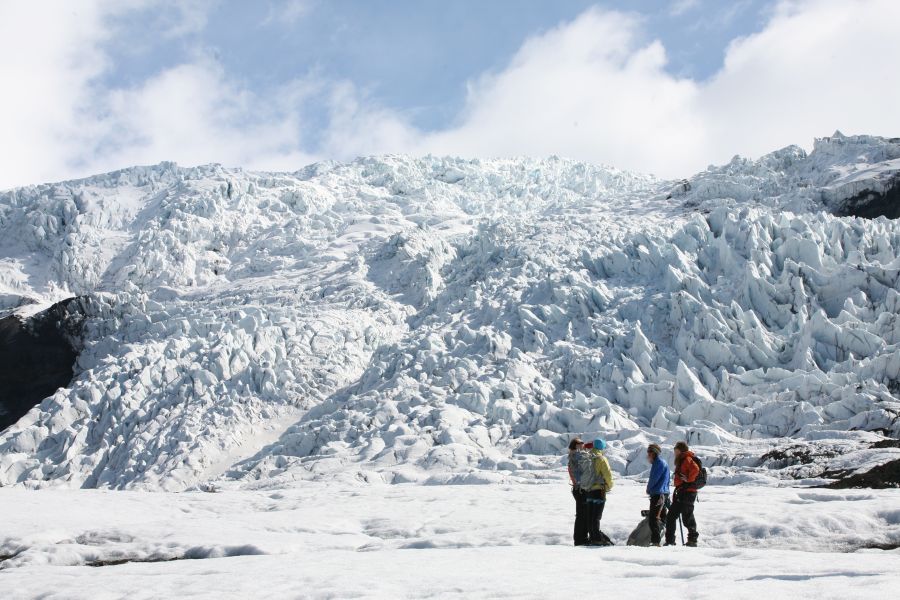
[2,0,899,189]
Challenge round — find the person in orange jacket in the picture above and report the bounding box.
[664,441,700,546]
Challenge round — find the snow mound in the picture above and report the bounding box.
[1,137,899,490]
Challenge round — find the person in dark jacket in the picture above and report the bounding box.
[665,441,700,547]
[567,437,589,546]
[645,443,670,546]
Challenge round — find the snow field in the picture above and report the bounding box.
[1,479,898,599]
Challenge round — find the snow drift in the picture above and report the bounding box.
[0,132,899,490]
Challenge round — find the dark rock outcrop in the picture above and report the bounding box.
[0,298,85,431]
[825,459,900,489]
[834,174,900,219]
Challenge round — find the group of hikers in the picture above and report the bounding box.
[567,438,702,547]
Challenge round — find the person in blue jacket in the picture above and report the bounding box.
[645,443,670,546]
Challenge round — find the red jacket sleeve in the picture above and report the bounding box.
[676,456,700,488]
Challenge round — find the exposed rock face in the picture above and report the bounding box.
[826,459,900,489]
[834,175,900,219]
[0,299,84,431]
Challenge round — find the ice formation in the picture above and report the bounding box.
[0,133,898,490]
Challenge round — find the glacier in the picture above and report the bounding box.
[1,132,899,491]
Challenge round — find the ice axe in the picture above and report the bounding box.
[671,492,685,545]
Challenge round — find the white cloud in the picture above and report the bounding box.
[0,1,110,187]
[399,0,900,177]
[670,0,702,17]
[154,0,213,38]
[1,0,899,188]
[699,0,900,163]
[96,60,320,173]
[261,0,313,26]
[410,10,710,176]
[0,1,320,188]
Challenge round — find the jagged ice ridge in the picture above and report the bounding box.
[1,132,899,490]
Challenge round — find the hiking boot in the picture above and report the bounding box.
[663,542,677,546]
[685,540,698,547]
[589,536,614,547]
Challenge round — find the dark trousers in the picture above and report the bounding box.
[665,491,698,544]
[648,493,668,544]
[572,489,589,545]
[586,489,607,543]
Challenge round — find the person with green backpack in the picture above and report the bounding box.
[567,437,615,546]
[664,441,705,547]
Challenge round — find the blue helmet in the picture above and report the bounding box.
[594,438,607,451]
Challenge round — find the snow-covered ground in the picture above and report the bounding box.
[1,479,898,599]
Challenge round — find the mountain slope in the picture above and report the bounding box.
[1,134,899,490]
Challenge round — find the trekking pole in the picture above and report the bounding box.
[678,515,685,545]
